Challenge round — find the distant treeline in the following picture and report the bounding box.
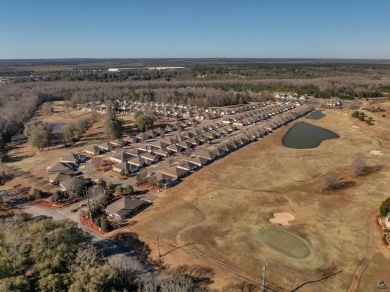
[3,62,390,83]
[1,74,389,148]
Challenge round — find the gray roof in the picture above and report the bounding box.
[106,197,144,218]
[110,151,134,163]
[49,172,72,183]
[160,166,188,179]
[60,153,85,163]
[47,162,71,173]
[197,150,217,161]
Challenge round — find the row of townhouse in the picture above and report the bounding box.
[274,92,308,100]
[222,103,296,126]
[80,100,283,122]
[109,150,161,174]
[46,153,90,194]
[46,138,132,187]
[153,105,314,188]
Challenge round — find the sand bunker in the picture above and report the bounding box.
[269,212,295,226]
[369,150,383,156]
[352,125,360,129]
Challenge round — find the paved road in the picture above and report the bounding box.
[0,189,154,273]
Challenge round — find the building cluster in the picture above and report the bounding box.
[325,98,343,107]
[274,92,308,100]
[45,100,314,219]
[49,101,314,189]
[221,103,296,126]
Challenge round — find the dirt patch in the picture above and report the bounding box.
[369,150,383,156]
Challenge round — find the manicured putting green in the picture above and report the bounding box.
[256,227,311,259]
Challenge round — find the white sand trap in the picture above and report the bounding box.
[352,125,360,129]
[369,150,383,156]
[342,113,348,116]
[269,212,295,226]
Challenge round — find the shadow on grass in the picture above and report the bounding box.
[334,180,357,190]
[110,231,152,261]
[161,242,194,257]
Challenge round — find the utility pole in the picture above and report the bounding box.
[261,258,268,292]
[156,236,161,258]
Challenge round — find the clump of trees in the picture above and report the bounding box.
[134,114,155,132]
[61,117,93,145]
[23,121,52,151]
[351,111,374,125]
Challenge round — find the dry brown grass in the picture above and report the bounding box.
[126,102,390,291]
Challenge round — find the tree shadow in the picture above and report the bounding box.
[172,264,215,286]
[109,231,152,261]
[364,164,383,175]
[334,180,356,190]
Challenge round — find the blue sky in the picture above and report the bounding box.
[0,0,389,59]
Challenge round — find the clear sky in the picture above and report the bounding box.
[0,0,389,59]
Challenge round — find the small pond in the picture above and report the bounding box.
[51,123,63,131]
[307,110,326,120]
[282,122,339,149]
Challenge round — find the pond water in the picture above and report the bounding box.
[255,227,311,259]
[282,122,339,149]
[51,123,63,131]
[307,110,326,120]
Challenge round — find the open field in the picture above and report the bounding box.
[120,104,390,290]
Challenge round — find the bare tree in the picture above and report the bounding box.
[147,175,158,187]
[61,124,75,145]
[136,169,147,184]
[318,172,340,191]
[42,102,54,116]
[352,153,367,176]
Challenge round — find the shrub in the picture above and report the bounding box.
[115,186,123,196]
[125,184,134,195]
[94,217,101,227]
[32,189,43,199]
[352,154,367,176]
[380,197,390,217]
[100,217,111,232]
[97,178,106,187]
[106,182,114,191]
